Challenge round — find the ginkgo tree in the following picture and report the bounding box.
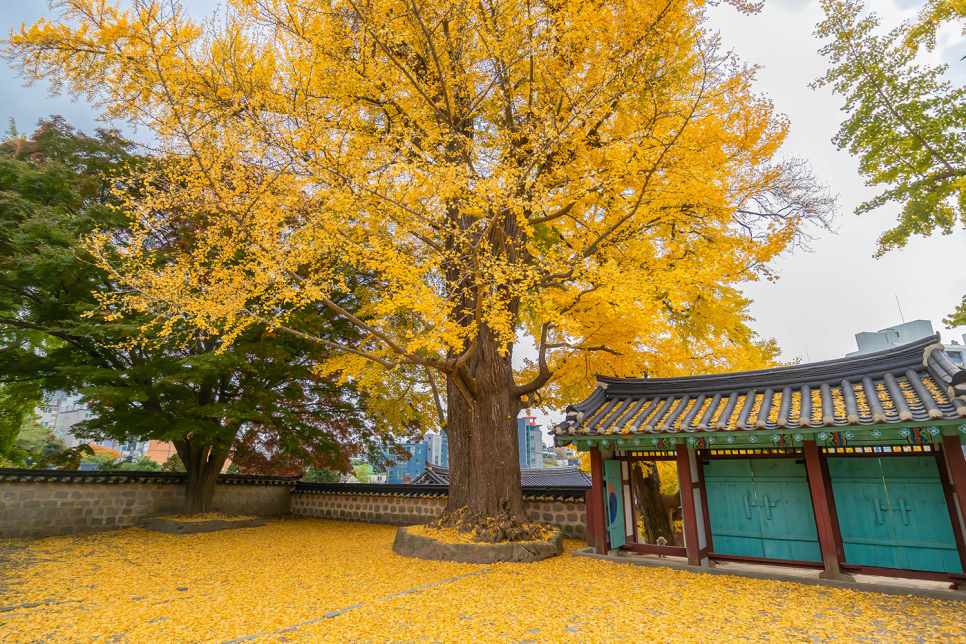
[6,0,834,540]
[815,0,966,326]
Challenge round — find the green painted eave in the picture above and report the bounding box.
[555,419,966,452]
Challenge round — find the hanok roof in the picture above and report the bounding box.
[554,334,966,437]
[412,462,592,487]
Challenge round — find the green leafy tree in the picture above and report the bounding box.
[0,117,389,511]
[352,463,373,483]
[107,456,163,472]
[302,466,341,483]
[15,418,66,457]
[0,382,42,465]
[162,454,186,472]
[815,0,966,324]
[80,453,120,469]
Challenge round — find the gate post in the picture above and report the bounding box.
[588,446,609,552]
[803,439,844,580]
[676,444,709,567]
[941,433,966,571]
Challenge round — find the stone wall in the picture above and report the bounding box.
[526,499,587,541]
[291,492,446,526]
[0,477,294,539]
[291,492,588,540]
[0,471,587,540]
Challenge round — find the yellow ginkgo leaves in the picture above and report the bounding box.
[1,517,964,643]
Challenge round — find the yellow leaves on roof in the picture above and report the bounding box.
[923,376,950,405]
[831,387,847,422]
[1,518,964,643]
[810,388,824,425]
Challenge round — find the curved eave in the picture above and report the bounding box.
[554,335,966,438]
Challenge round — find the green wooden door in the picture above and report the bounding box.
[703,459,821,562]
[703,459,764,557]
[751,460,822,562]
[828,456,962,574]
[603,460,625,549]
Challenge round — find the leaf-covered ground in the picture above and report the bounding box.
[1,516,963,643]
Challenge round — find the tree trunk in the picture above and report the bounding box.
[436,323,542,542]
[631,462,679,546]
[174,440,229,514]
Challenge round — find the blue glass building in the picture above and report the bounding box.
[518,417,543,469]
[384,443,428,483]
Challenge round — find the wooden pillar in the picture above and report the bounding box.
[802,439,843,580]
[941,433,966,573]
[588,446,609,552]
[676,444,708,567]
[622,459,639,544]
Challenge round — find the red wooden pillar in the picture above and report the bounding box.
[941,433,966,572]
[676,444,707,566]
[622,458,640,544]
[588,446,609,552]
[802,439,843,580]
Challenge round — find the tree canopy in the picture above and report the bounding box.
[6,0,834,536]
[0,117,386,510]
[815,0,966,324]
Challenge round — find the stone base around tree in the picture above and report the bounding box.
[391,526,563,563]
[137,516,266,535]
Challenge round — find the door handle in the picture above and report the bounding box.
[745,494,777,520]
[898,498,911,526]
[875,497,911,525]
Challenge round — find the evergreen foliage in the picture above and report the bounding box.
[302,466,341,483]
[0,117,382,508]
[15,418,66,457]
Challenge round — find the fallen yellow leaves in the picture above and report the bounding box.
[0,517,963,643]
[408,523,554,545]
[156,513,255,522]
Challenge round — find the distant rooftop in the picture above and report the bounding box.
[847,319,966,357]
[411,462,591,487]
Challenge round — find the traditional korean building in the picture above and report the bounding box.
[411,462,592,487]
[554,334,966,586]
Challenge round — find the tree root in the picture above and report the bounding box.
[430,505,553,543]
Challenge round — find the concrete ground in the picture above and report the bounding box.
[601,550,965,599]
[1,517,965,643]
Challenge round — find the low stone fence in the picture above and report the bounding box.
[292,483,588,540]
[0,469,297,539]
[0,470,589,541]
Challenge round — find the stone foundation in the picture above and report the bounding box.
[392,526,564,563]
[138,516,267,535]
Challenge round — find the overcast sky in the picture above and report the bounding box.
[5,0,966,439]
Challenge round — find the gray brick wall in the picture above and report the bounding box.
[291,493,587,539]
[526,500,587,540]
[0,481,585,540]
[0,482,292,539]
[291,493,446,526]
